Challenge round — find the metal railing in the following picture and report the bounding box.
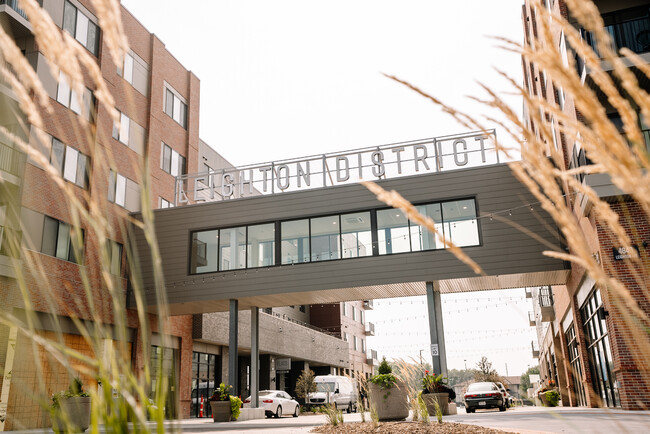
[0,0,28,20]
[0,141,25,177]
[366,349,378,364]
[582,14,650,57]
[365,322,375,336]
[363,299,374,310]
[539,286,554,308]
[260,309,342,338]
[528,311,536,326]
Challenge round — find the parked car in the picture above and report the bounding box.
[464,382,506,413]
[307,375,357,413]
[242,390,300,418]
[494,382,512,407]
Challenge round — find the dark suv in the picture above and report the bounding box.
[464,382,506,413]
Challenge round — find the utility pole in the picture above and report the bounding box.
[419,350,424,366]
[505,363,509,377]
[464,359,467,370]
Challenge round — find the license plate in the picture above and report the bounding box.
[479,401,486,406]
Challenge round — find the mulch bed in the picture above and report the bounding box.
[311,421,515,433]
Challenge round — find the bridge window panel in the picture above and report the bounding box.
[190,230,219,274]
[247,223,275,268]
[377,209,410,254]
[410,204,444,251]
[310,215,341,261]
[441,199,479,247]
[281,219,310,264]
[341,212,372,258]
[219,227,246,270]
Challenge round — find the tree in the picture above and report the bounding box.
[447,368,476,388]
[520,366,540,393]
[294,369,317,402]
[473,356,503,383]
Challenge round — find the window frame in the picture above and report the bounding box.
[41,215,84,264]
[49,137,90,189]
[62,0,100,56]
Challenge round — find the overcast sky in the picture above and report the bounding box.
[120,0,536,376]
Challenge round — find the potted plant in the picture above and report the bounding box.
[51,378,91,433]
[209,383,242,422]
[421,370,455,416]
[367,357,409,421]
[537,380,558,407]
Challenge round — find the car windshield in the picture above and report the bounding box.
[259,391,274,396]
[316,382,336,393]
[467,382,496,392]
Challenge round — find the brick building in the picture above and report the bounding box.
[0,0,198,428]
[522,0,650,410]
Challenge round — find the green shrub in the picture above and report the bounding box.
[229,396,242,420]
[545,390,560,407]
[377,357,392,375]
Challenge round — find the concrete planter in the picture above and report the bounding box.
[368,379,409,421]
[210,400,232,422]
[422,392,449,416]
[52,397,91,433]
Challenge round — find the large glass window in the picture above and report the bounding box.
[190,230,219,273]
[441,199,479,247]
[566,325,587,406]
[63,0,100,56]
[377,209,410,254]
[41,216,83,263]
[281,219,310,264]
[247,223,275,268]
[220,227,246,270]
[311,215,340,261]
[410,203,443,251]
[341,212,372,258]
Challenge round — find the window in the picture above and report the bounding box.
[63,0,100,55]
[341,212,372,258]
[281,219,310,264]
[247,223,275,268]
[353,336,359,351]
[160,197,173,209]
[112,112,145,154]
[342,303,348,316]
[361,339,366,353]
[108,170,140,212]
[352,307,357,321]
[378,209,410,254]
[161,143,186,176]
[112,112,130,145]
[311,215,340,261]
[56,72,94,120]
[441,199,479,247]
[410,204,442,251]
[41,216,83,263]
[219,227,246,271]
[190,230,219,273]
[50,138,89,189]
[343,332,348,342]
[106,240,123,275]
[164,86,188,128]
[299,305,306,313]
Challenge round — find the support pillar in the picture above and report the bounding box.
[0,327,17,432]
[251,307,259,408]
[229,299,239,396]
[426,282,448,376]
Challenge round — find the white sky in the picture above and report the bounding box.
[120,0,537,377]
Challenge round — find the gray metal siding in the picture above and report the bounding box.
[131,163,565,312]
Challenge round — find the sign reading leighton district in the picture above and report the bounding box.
[175,129,498,205]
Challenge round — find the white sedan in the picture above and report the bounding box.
[243,390,300,418]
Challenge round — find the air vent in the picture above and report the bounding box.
[344,216,365,224]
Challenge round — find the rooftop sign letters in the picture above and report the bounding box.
[175,130,499,205]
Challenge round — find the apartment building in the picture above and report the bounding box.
[0,0,198,428]
[522,0,650,410]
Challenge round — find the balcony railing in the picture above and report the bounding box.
[531,341,540,359]
[0,141,25,177]
[363,300,374,310]
[365,322,375,336]
[583,13,650,57]
[260,309,341,338]
[528,311,536,327]
[366,349,378,365]
[525,288,533,299]
[539,286,555,322]
[0,0,28,20]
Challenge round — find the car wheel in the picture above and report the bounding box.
[466,408,474,413]
[293,405,300,417]
[499,405,506,412]
[275,405,282,418]
[347,403,352,413]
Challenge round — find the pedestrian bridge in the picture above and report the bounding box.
[131,162,569,315]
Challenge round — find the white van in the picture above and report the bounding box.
[307,375,357,413]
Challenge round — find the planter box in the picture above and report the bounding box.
[52,396,91,433]
[210,401,231,422]
[368,379,409,421]
[422,392,450,416]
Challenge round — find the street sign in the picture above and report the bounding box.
[431,344,439,357]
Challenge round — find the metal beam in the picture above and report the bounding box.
[426,282,448,376]
[229,299,239,396]
[251,306,259,408]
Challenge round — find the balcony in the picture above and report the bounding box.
[531,341,540,359]
[0,0,37,36]
[525,288,533,299]
[528,311,536,327]
[539,286,555,322]
[0,0,26,19]
[364,322,375,336]
[0,140,25,179]
[582,12,650,59]
[366,349,378,366]
[363,300,374,310]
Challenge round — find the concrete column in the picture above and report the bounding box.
[229,299,239,396]
[0,327,17,432]
[426,281,448,376]
[251,307,259,408]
